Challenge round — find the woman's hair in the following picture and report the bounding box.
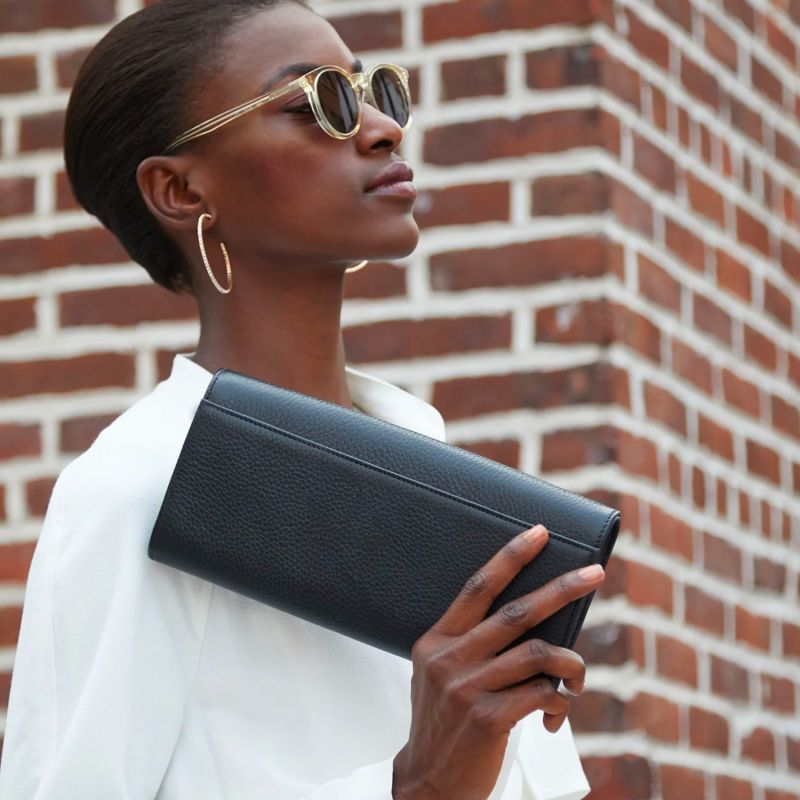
[64,0,307,295]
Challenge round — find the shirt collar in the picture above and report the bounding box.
[164,352,447,442]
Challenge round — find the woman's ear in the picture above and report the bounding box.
[136,155,209,232]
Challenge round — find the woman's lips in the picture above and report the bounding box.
[365,161,416,197]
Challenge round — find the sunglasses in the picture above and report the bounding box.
[164,63,413,152]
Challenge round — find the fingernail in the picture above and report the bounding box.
[577,564,604,582]
[522,524,547,544]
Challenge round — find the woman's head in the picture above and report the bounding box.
[64,0,418,297]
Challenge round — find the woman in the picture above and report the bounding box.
[0,1,604,798]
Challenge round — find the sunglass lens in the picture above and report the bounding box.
[316,70,359,133]
[371,67,410,128]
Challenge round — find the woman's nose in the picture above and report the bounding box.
[354,99,405,152]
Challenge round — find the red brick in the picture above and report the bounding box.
[665,217,706,271]
[644,382,686,437]
[569,689,626,734]
[328,11,402,52]
[705,15,738,70]
[681,54,719,108]
[692,465,706,508]
[59,413,118,454]
[0,297,36,336]
[655,0,693,31]
[687,173,725,227]
[581,754,652,800]
[0,227,128,276]
[638,255,681,313]
[532,172,608,215]
[723,370,761,417]
[660,765,705,800]
[25,477,57,517]
[573,622,644,667]
[602,53,641,110]
[536,299,613,345]
[728,93,764,144]
[423,0,598,42]
[432,363,622,421]
[0,177,35,219]
[765,791,800,800]
[742,726,776,763]
[415,182,509,229]
[619,430,659,481]
[613,304,661,362]
[430,236,610,292]
[776,131,800,173]
[716,775,754,800]
[772,395,800,440]
[723,0,757,30]
[626,562,673,614]
[610,179,653,237]
[19,110,65,152]
[59,284,197,327]
[525,44,599,90]
[0,55,37,93]
[716,476,728,517]
[694,293,732,345]
[633,132,676,192]
[752,56,783,106]
[55,47,91,89]
[624,7,670,69]
[540,425,617,472]
[671,339,713,394]
[656,634,697,685]
[736,605,772,651]
[737,206,770,256]
[55,171,80,211]
[441,54,505,100]
[767,15,797,65]
[746,439,781,485]
[423,107,607,165]
[649,505,693,561]
[716,248,752,301]
[456,438,520,469]
[711,654,749,701]
[0,607,22,647]
[764,281,793,329]
[0,422,41,460]
[651,84,668,132]
[744,325,778,371]
[787,623,800,660]
[761,673,796,713]
[626,692,679,742]
[703,531,742,581]
[698,414,734,461]
[0,541,37,583]
[689,705,729,753]
[343,261,407,301]
[684,584,725,635]
[0,353,136,400]
[0,0,114,33]
[790,736,800,769]
[344,315,512,362]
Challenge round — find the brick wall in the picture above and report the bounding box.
[1,0,799,798]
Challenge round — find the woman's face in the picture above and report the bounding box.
[181,3,418,269]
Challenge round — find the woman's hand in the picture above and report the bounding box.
[391,524,604,800]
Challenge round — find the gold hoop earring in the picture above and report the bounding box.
[346,260,368,274]
[197,213,233,294]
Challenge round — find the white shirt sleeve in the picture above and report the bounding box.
[0,459,403,800]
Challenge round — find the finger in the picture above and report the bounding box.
[490,676,569,731]
[431,524,549,637]
[471,639,585,694]
[456,563,605,659]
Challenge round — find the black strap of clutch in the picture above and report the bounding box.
[149,368,620,665]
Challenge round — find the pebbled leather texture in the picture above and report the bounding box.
[149,368,620,668]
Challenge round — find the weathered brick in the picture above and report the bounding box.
[415,182,510,229]
[761,673,795,714]
[344,315,512,362]
[329,11,402,52]
[540,425,617,472]
[430,236,610,292]
[525,44,599,90]
[689,705,729,753]
[60,283,197,328]
[532,172,608,215]
[441,54,506,100]
[711,654,749,701]
[703,531,742,581]
[0,353,136,400]
[536,299,613,345]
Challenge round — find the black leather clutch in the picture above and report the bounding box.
[149,368,620,665]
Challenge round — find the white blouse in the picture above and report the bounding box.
[0,353,590,800]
